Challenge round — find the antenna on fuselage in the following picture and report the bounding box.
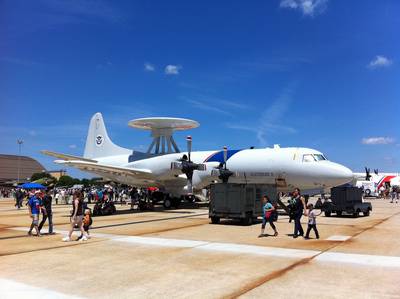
[128,117,199,154]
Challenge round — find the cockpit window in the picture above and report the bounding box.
[314,154,327,161]
[303,154,316,162]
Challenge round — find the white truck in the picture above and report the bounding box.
[355,180,378,197]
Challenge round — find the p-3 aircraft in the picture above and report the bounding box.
[42,113,353,205]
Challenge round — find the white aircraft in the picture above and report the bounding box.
[353,168,400,196]
[42,113,353,205]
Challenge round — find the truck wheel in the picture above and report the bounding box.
[363,210,370,216]
[324,211,331,217]
[163,197,172,209]
[353,210,360,218]
[211,216,220,224]
[336,211,342,217]
[242,214,253,226]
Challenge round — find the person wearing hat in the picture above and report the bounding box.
[27,190,42,236]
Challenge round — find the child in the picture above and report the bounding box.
[77,209,92,241]
[304,203,322,239]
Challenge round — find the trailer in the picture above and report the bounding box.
[209,183,277,225]
[322,186,372,217]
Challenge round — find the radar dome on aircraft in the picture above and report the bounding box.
[128,117,199,154]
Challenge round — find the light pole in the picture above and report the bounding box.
[17,139,23,184]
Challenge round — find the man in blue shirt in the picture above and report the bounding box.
[28,190,42,236]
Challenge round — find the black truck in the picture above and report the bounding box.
[322,186,372,217]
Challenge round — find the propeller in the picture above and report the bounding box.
[170,136,206,192]
[365,167,371,181]
[211,146,234,183]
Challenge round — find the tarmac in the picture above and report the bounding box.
[1,197,400,298]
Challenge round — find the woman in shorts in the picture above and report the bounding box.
[62,191,88,242]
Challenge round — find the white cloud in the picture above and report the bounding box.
[280,0,328,16]
[165,65,181,75]
[367,55,393,69]
[144,63,155,72]
[361,137,395,145]
[69,144,77,149]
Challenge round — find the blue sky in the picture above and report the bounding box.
[1,0,399,178]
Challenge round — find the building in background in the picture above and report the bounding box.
[0,154,46,184]
[48,169,67,180]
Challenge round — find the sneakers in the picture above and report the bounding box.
[62,236,71,242]
[79,236,88,242]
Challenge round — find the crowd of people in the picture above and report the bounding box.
[378,185,399,203]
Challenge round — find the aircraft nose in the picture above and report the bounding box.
[324,162,354,187]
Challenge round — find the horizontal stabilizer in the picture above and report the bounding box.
[41,150,97,163]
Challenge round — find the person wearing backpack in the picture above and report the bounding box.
[258,195,278,237]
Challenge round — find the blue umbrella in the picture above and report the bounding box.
[19,182,46,189]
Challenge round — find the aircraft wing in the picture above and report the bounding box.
[41,150,97,163]
[54,160,154,180]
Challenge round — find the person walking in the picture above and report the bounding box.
[15,188,24,209]
[258,195,278,237]
[292,188,306,238]
[38,190,54,234]
[27,190,42,236]
[304,203,321,239]
[62,191,88,242]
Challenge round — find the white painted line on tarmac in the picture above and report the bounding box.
[0,278,84,299]
[325,235,352,241]
[315,252,400,268]
[113,236,208,248]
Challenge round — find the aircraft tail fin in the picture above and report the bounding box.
[83,112,131,159]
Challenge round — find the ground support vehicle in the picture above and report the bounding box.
[322,186,372,217]
[209,183,277,225]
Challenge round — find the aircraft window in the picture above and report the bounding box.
[302,154,316,162]
[313,154,326,161]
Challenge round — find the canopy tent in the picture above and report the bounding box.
[18,182,46,189]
